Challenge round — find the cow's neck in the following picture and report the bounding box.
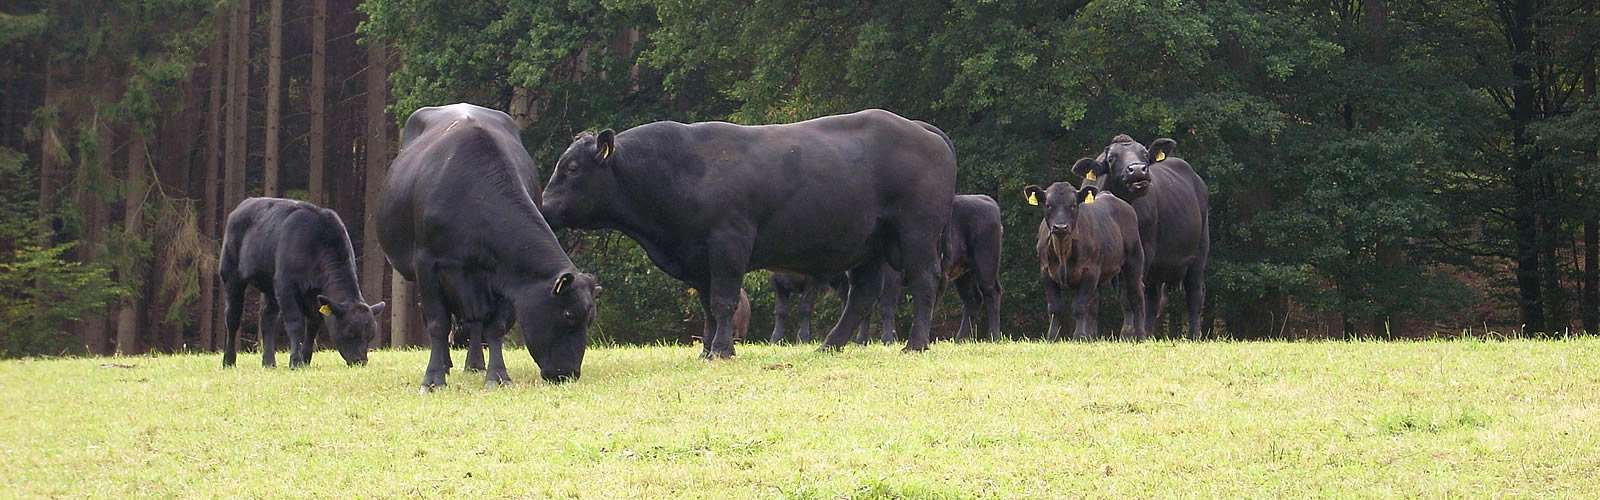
[317,250,365,304]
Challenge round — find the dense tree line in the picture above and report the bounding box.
[0,0,1595,357]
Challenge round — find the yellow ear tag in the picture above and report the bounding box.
[599,143,612,160]
[1085,171,1097,181]
[1155,151,1166,162]
[1026,191,1039,206]
[319,305,332,316]
[1083,192,1096,205]
[554,275,572,294]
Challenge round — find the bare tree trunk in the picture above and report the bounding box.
[363,41,389,348]
[309,0,327,205]
[225,0,250,213]
[39,64,59,232]
[1585,51,1598,334]
[115,132,148,355]
[75,78,117,355]
[391,269,410,347]
[199,15,226,352]
[263,0,282,197]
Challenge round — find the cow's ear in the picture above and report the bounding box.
[1148,138,1177,163]
[316,295,337,317]
[594,129,616,162]
[1071,157,1102,181]
[369,301,387,316]
[1023,185,1045,206]
[1077,186,1099,205]
[553,272,577,296]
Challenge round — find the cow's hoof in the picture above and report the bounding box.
[901,344,928,353]
[420,372,447,392]
[815,344,843,354]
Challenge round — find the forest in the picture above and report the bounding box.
[0,0,1596,358]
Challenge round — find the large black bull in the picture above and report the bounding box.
[542,109,957,358]
[1073,135,1210,338]
[377,103,599,389]
[219,197,386,368]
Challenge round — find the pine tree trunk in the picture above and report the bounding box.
[75,77,117,356]
[1584,53,1598,334]
[115,132,148,355]
[199,15,226,352]
[363,41,389,348]
[264,0,282,198]
[309,0,327,205]
[225,0,250,213]
[1509,0,1544,334]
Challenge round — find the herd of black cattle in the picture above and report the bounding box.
[217,103,1210,390]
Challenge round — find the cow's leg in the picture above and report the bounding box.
[900,234,943,353]
[222,278,247,367]
[770,282,791,344]
[952,274,981,342]
[416,261,453,391]
[463,321,485,373]
[258,296,280,368]
[974,249,1004,342]
[876,270,901,344]
[279,302,311,368]
[1071,276,1099,342]
[703,237,751,359]
[1044,277,1065,342]
[1184,264,1207,340]
[795,278,822,343]
[1121,249,1149,341]
[817,260,884,351]
[301,310,323,366]
[478,318,511,387]
[853,305,872,345]
[1144,280,1166,339]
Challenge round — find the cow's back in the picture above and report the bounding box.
[628,109,956,275]
[379,106,549,281]
[221,197,350,283]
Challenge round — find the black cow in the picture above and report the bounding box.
[1024,184,1145,341]
[939,194,1005,342]
[543,109,957,358]
[377,103,600,389]
[1073,135,1210,338]
[219,197,386,368]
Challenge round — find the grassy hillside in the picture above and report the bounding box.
[2,339,1597,498]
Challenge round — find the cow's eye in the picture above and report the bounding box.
[563,310,577,321]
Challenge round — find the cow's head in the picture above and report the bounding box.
[517,270,601,383]
[541,130,619,231]
[1072,135,1176,200]
[1025,182,1098,238]
[316,295,387,366]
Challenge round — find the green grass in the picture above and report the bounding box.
[3,338,1599,498]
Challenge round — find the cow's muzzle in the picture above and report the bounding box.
[542,368,580,383]
[1051,223,1071,235]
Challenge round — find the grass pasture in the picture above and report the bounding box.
[2,338,1598,498]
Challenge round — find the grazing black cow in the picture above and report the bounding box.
[939,194,1005,342]
[543,109,957,358]
[1073,135,1210,338]
[1024,183,1145,341]
[219,197,386,368]
[377,103,600,389]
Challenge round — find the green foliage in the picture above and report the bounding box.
[0,148,123,358]
[358,0,1593,341]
